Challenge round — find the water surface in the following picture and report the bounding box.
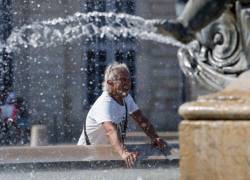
[0,167,179,180]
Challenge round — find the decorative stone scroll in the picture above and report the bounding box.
[156,0,250,90]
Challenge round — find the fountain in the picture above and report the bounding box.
[156,0,250,90]
[155,0,250,179]
[1,0,250,179]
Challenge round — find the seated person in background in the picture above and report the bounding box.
[0,92,19,123]
[0,92,30,145]
[0,92,20,145]
[78,62,167,167]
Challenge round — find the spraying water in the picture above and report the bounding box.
[5,12,185,52]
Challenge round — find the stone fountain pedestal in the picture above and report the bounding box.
[178,71,250,180]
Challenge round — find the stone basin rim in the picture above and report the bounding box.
[178,102,250,120]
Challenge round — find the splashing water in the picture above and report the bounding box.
[5,12,185,52]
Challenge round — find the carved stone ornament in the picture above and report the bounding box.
[178,8,248,90]
[156,0,250,90]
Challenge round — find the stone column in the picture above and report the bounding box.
[178,71,250,180]
[30,125,48,146]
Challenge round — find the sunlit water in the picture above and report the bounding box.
[3,11,185,52]
[0,168,179,180]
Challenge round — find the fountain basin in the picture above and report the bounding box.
[178,71,250,180]
[0,142,179,169]
[0,142,179,180]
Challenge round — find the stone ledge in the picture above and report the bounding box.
[179,71,250,120]
[0,145,120,164]
[0,143,179,169]
[179,97,250,120]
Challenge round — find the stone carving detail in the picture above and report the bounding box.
[178,10,247,90]
[156,0,250,90]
